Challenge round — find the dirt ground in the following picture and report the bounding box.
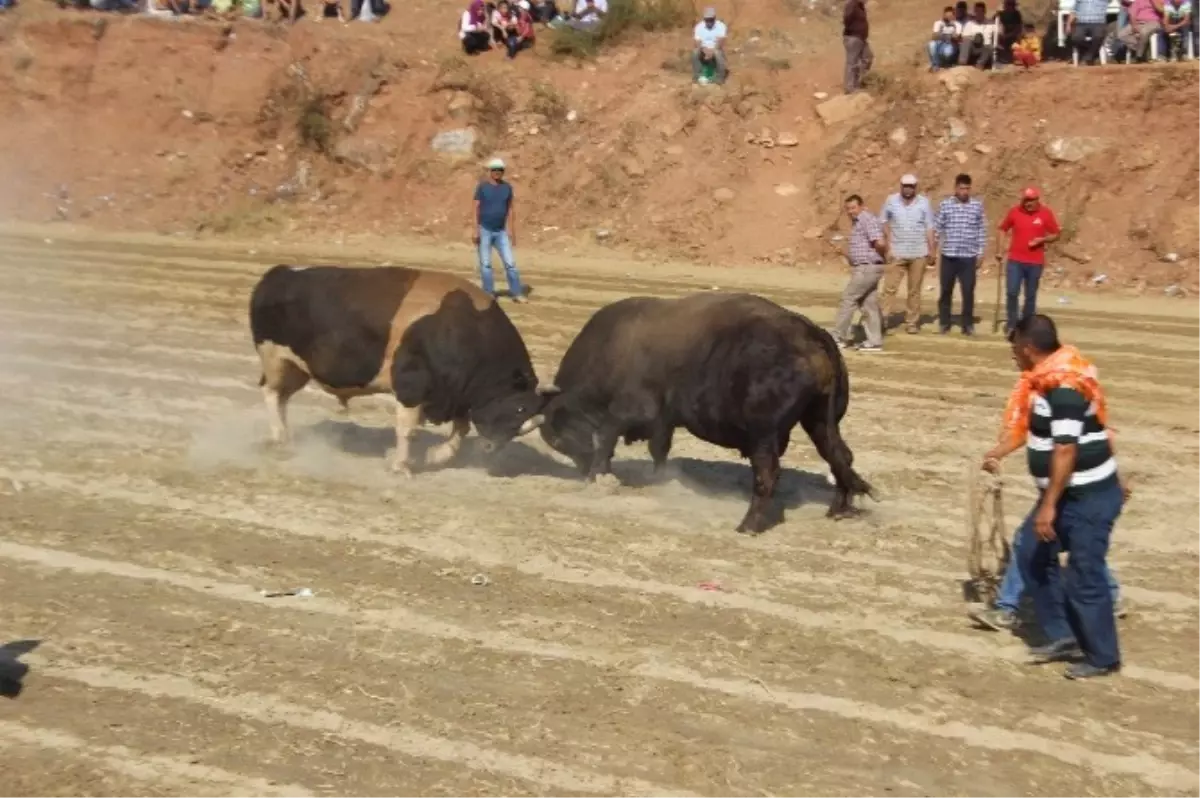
[0,223,1197,797]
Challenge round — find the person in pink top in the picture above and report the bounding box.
[1119,0,1164,60]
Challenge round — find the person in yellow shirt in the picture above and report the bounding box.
[1013,22,1042,67]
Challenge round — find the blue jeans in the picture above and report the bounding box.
[928,40,956,68]
[477,227,524,297]
[1004,259,1043,333]
[1017,479,1124,668]
[996,513,1120,612]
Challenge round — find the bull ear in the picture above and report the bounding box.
[536,383,561,396]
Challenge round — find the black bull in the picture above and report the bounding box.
[537,292,876,534]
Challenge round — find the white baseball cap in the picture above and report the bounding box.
[900,173,918,186]
[486,157,506,170]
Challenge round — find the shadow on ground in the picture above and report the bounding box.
[0,639,40,699]
[307,419,840,511]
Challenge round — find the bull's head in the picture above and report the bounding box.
[470,375,561,453]
[536,392,596,474]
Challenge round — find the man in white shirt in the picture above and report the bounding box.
[565,0,606,30]
[929,5,963,69]
[958,0,998,66]
[692,7,728,84]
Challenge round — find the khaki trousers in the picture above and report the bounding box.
[880,256,927,330]
[833,262,885,347]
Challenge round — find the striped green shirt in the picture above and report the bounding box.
[1026,386,1118,496]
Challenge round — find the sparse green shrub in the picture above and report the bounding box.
[549,0,691,59]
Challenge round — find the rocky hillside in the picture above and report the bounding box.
[0,1,1195,293]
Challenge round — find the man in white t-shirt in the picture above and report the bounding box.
[692,7,729,84]
[564,0,605,29]
[928,5,963,69]
[958,0,998,66]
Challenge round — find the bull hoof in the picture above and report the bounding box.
[826,505,863,520]
[389,460,414,478]
[736,524,765,536]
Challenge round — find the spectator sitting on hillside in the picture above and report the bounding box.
[461,0,492,52]
[1118,0,1164,61]
[565,0,606,31]
[929,6,963,70]
[527,0,559,22]
[955,0,970,22]
[994,0,1023,61]
[1012,21,1042,65]
[512,2,538,55]
[958,1,998,67]
[349,0,389,20]
[1161,0,1192,58]
[317,0,344,21]
[692,7,729,84]
[492,0,521,47]
[275,0,303,22]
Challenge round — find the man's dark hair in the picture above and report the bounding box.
[974,1,986,9]
[943,4,953,10]
[955,173,972,186]
[1008,313,1061,353]
[844,194,864,205]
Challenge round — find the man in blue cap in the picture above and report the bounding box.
[472,157,528,303]
[692,7,728,84]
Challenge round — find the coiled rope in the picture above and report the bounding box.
[965,460,1010,606]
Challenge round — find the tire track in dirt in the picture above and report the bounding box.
[0,722,315,797]
[3,543,1197,794]
[1,467,1194,694]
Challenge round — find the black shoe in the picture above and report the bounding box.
[1027,638,1082,664]
[1064,662,1120,680]
[939,326,951,335]
[962,328,976,337]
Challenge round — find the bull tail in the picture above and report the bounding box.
[814,328,877,508]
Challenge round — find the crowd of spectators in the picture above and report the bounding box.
[925,0,1193,71]
[40,0,388,22]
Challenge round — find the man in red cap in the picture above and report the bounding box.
[996,187,1061,335]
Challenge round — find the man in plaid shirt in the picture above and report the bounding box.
[934,173,988,336]
[832,193,888,353]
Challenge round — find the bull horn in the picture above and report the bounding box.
[516,414,545,436]
[536,384,561,396]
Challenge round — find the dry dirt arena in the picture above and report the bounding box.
[0,226,1197,797]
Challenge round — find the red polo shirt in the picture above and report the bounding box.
[999,204,1061,265]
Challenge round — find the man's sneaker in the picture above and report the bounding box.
[855,343,883,353]
[1027,637,1082,664]
[834,339,851,350]
[969,606,1017,632]
[939,326,951,335]
[511,293,529,304]
[962,328,976,337]
[1064,661,1120,680]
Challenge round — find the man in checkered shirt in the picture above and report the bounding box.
[832,193,888,353]
[934,172,988,336]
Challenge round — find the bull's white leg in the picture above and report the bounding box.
[335,396,350,416]
[425,418,470,467]
[263,384,290,444]
[390,402,423,476]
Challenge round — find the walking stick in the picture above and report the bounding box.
[991,254,1004,334]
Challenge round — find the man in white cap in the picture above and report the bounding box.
[879,173,935,334]
[692,7,728,84]
[472,158,528,303]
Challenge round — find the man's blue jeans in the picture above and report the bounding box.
[1017,479,1125,669]
[928,40,956,68]
[1005,259,1043,333]
[996,512,1120,612]
[477,228,524,298]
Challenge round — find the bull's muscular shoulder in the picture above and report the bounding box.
[250,264,495,389]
